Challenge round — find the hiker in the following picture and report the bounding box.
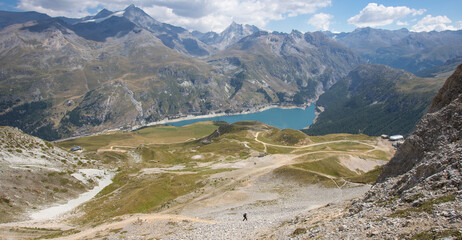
[243,213,248,221]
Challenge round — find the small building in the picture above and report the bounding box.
[389,135,404,141]
[258,152,266,158]
[381,134,389,139]
[70,146,82,152]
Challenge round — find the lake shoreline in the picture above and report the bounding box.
[142,103,313,129]
[55,103,314,143]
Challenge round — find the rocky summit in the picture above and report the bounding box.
[268,65,462,239]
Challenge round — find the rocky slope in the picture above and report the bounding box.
[0,126,100,223]
[268,64,462,239]
[0,6,362,140]
[121,4,212,57]
[378,64,462,180]
[210,30,363,106]
[305,64,446,136]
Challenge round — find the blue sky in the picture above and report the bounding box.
[0,0,460,33]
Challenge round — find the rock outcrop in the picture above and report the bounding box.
[378,64,462,181]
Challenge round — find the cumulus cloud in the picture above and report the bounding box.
[16,0,332,32]
[17,0,100,17]
[348,3,425,28]
[411,15,459,32]
[396,20,408,26]
[308,13,333,31]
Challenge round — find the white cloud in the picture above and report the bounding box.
[17,0,99,17]
[348,3,425,28]
[411,15,459,32]
[308,13,333,31]
[396,20,408,26]
[16,0,332,32]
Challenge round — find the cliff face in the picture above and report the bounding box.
[428,64,462,112]
[377,64,462,182]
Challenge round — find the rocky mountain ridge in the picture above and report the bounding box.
[193,21,260,50]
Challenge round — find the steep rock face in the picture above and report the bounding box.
[378,64,462,181]
[429,64,462,112]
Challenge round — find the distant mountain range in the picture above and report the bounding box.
[0,5,363,140]
[326,27,462,74]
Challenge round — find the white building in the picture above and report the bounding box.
[389,135,404,141]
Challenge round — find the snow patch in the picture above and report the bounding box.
[82,11,125,23]
[180,81,192,87]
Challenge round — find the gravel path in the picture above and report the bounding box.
[77,170,370,239]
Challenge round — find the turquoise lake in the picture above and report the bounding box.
[168,104,316,130]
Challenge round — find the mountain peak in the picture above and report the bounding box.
[222,21,259,35]
[428,64,462,113]
[224,21,242,32]
[230,21,239,26]
[123,4,152,19]
[290,29,303,38]
[213,21,260,49]
[94,9,113,19]
[126,4,136,10]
